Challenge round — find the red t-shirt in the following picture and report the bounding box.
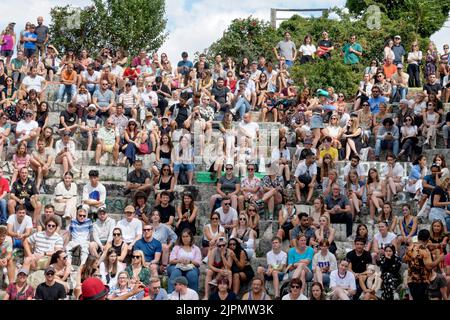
[445,253,450,267]
[0,177,10,195]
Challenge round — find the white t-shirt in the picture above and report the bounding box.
[238,121,259,140]
[168,288,199,300]
[312,251,338,271]
[111,65,124,78]
[299,44,317,56]
[294,160,317,178]
[82,70,100,84]
[343,163,366,178]
[16,120,38,141]
[330,270,356,291]
[214,207,238,226]
[382,162,404,178]
[282,293,308,300]
[374,232,397,249]
[141,90,158,107]
[116,218,143,244]
[266,250,287,269]
[22,75,45,92]
[7,214,33,234]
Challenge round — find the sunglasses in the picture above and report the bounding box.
[47,224,56,228]
[132,255,141,259]
[218,244,226,248]
[239,218,247,221]
[46,272,55,276]
[226,167,233,170]
[78,214,87,218]
[143,228,153,232]
[248,209,256,212]
[291,285,301,289]
[248,168,255,171]
[211,217,219,220]
[229,243,237,246]
[223,203,231,206]
[113,233,121,236]
[60,256,68,260]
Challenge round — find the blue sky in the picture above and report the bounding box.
[1,0,448,61]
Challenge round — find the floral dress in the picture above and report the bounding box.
[378,255,402,300]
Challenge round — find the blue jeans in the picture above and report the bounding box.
[233,97,251,118]
[392,86,408,100]
[86,84,98,96]
[173,163,194,174]
[58,84,76,102]
[285,60,294,68]
[167,264,200,293]
[0,199,7,224]
[375,138,399,156]
[13,238,23,249]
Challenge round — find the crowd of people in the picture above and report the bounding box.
[0,17,449,301]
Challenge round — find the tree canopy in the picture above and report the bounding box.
[49,0,167,56]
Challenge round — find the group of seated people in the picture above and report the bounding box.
[0,25,449,301]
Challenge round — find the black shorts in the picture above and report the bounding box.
[17,199,34,212]
[1,50,13,57]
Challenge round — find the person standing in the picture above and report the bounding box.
[404,229,444,300]
[392,35,406,66]
[341,35,363,65]
[273,32,297,68]
[35,16,49,60]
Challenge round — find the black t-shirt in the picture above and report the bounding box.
[59,110,78,129]
[430,186,448,209]
[209,291,238,301]
[211,86,230,104]
[169,104,189,127]
[423,82,442,95]
[12,178,38,200]
[318,39,333,48]
[346,250,372,274]
[152,84,171,99]
[154,204,176,224]
[34,282,66,300]
[127,169,151,184]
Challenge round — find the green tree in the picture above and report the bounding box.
[346,0,450,37]
[207,17,278,65]
[49,0,167,57]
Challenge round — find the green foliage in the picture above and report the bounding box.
[49,0,167,57]
[207,17,278,64]
[346,0,450,37]
[290,55,362,98]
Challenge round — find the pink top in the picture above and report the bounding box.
[13,154,30,169]
[169,245,202,265]
[1,35,14,51]
[445,253,450,267]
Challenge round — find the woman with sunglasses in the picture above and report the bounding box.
[154,164,175,205]
[255,73,269,109]
[203,237,233,300]
[230,213,256,259]
[0,77,17,108]
[49,250,71,292]
[201,212,226,257]
[420,101,439,148]
[397,116,418,161]
[406,42,423,88]
[125,250,151,286]
[209,163,241,211]
[101,227,129,263]
[108,271,141,300]
[99,248,125,289]
[342,115,362,162]
[397,204,418,250]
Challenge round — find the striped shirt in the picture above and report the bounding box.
[69,219,94,242]
[28,231,64,254]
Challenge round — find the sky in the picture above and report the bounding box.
[1,0,448,61]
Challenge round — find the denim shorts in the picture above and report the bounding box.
[174,163,194,173]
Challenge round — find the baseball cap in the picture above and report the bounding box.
[397,63,403,69]
[79,277,110,300]
[394,35,401,39]
[17,268,29,276]
[87,104,97,111]
[251,61,258,65]
[145,111,154,117]
[45,266,56,275]
[124,205,135,213]
[399,99,409,105]
[174,276,188,286]
[97,208,107,214]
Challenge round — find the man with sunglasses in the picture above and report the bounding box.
[134,224,162,277]
[34,265,66,300]
[214,196,238,236]
[15,109,39,146]
[93,79,115,119]
[65,207,94,266]
[391,64,409,101]
[22,216,63,271]
[282,278,308,300]
[90,208,116,258]
[143,276,168,300]
[95,117,120,165]
[423,73,442,99]
[368,86,387,115]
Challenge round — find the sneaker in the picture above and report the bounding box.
[202,257,208,264]
[208,279,218,286]
[230,109,236,116]
[377,207,383,214]
[413,194,420,201]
